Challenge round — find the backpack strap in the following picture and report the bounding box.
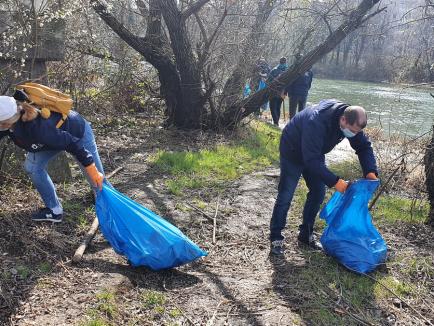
[56,114,68,128]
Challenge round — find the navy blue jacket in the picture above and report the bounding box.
[280,99,378,187]
[267,63,288,83]
[0,110,94,167]
[286,70,313,97]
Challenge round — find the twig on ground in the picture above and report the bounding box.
[71,166,124,264]
[206,300,225,326]
[185,202,215,222]
[212,195,220,244]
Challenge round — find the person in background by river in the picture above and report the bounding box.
[252,57,271,116]
[286,53,313,119]
[269,99,378,255]
[268,57,288,125]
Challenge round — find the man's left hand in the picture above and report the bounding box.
[365,172,378,180]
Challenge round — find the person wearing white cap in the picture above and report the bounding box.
[0,96,20,129]
[0,93,105,223]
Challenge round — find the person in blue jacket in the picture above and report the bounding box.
[270,99,379,255]
[0,94,105,223]
[268,57,288,125]
[286,54,313,119]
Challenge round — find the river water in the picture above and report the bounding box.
[306,78,434,136]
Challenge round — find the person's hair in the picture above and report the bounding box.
[20,102,39,122]
[279,57,287,64]
[343,106,367,129]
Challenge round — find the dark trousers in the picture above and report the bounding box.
[289,95,307,119]
[270,97,283,125]
[270,154,326,242]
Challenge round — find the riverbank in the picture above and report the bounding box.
[0,117,432,325]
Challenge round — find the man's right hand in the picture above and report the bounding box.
[334,179,348,193]
[85,163,104,190]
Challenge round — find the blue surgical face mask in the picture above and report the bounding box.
[340,127,356,138]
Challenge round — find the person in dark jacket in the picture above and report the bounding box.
[268,57,288,125]
[286,70,313,119]
[251,57,271,90]
[269,99,378,255]
[0,95,105,223]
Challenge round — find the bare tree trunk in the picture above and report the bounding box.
[354,33,367,69]
[342,34,356,68]
[425,126,434,226]
[335,44,341,66]
[220,0,384,128]
[91,0,203,129]
[159,0,204,129]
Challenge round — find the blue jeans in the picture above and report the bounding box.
[24,121,105,211]
[270,155,325,242]
[289,95,307,119]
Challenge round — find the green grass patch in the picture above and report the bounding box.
[141,290,166,308]
[80,318,111,326]
[403,256,434,279]
[37,261,52,274]
[16,265,31,279]
[373,276,413,299]
[94,290,118,318]
[329,159,362,181]
[374,195,429,224]
[149,122,280,195]
[169,308,182,318]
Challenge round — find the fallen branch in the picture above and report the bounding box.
[72,166,124,264]
[212,195,220,244]
[185,201,215,222]
[369,162,402,211]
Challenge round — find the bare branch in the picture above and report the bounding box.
[361,6,387,24]
[135,0,149,17]
[181,0,210,21]
[194,12,208,44]
[205,8,227,50]
[91,0,148,56]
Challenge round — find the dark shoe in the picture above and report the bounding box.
[31,208,63,223]
[297,234,323,251]
[270,240,285,256]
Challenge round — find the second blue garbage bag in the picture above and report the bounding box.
[320,179,387,273]
[96,185,207,270]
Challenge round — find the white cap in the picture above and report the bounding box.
[0,96,18,121]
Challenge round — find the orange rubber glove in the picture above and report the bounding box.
[365,172,378,180]
[85,163,104,190]
[334,179,348,193]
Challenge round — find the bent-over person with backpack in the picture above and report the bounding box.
[0,85,105,223]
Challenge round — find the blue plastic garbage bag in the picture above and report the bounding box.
[96,185,207,270]
[320,179,387,273]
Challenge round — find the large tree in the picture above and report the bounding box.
[91,0,383,130]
